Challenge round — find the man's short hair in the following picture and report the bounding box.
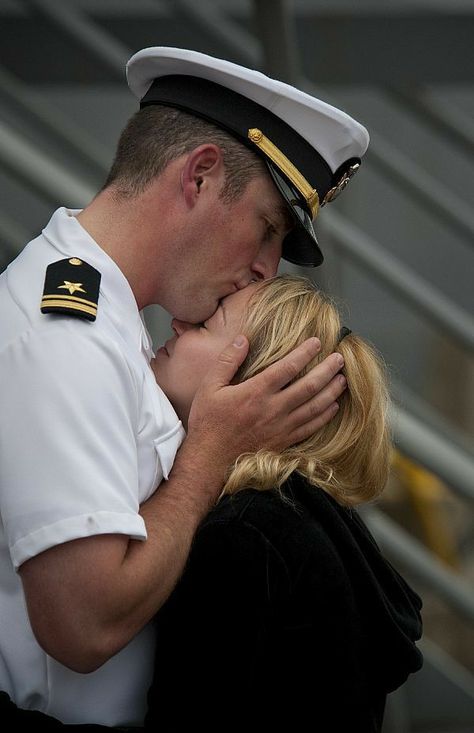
[104,105,266,203]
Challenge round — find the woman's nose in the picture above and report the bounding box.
[171,318,194,336]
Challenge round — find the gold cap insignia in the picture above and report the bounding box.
[322,163,360,206]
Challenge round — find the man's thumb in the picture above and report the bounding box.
[211,335,249,388]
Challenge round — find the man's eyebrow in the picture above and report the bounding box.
[275,204,294,233]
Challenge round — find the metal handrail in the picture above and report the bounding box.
[0,64,110,176]
[320,210,474,353]
[0,120,94,206]
[363,507,474,624]
[392,405,474,504]
[25,0,128,78]
[390,377,474,460]
[354,127,474,246]
[173,0,262,68]
[387,86,474,156]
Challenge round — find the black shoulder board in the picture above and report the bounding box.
[40,258,101,322]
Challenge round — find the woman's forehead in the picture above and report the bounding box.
[221,282,259,318]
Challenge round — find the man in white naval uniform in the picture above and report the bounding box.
[0,48,368,725]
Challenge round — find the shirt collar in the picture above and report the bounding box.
[42,207,150,356]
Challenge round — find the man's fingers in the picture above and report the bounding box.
[205,335,250,389]
[257,337,321,391]
[278,352,345,413]
[287,401,341,447]
[288,372,347,429]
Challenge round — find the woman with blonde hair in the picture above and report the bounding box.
[1,275,422,731]
[147,274,422,732]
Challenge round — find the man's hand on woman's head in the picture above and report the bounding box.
[186,334,346,473]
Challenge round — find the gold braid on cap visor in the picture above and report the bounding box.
[248,128,319,219]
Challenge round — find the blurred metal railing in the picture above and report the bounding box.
[362,507,474,624]
[387,86,474,157]
[391,406,474,504]
[0,64,110,177]
[25,0,128,78]
[0,119,94,206]
[322,210,474,353]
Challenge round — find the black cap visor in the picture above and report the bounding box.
[266,162,323,267]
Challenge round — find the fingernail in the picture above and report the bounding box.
[339,374,347,387]
[336,354,344,367]
[332,402,340,413]
[233,335,245,347]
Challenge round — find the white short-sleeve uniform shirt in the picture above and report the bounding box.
[0,208,185,725]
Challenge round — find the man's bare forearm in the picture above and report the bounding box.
[21,435,225,673]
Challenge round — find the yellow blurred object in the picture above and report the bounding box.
[391,450,460,569]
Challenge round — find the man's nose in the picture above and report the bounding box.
[171,318,194,336]
[251,241,282,280]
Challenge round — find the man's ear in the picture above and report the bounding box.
[181,144,224,207]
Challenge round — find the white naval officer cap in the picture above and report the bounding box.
[126,47,369,267]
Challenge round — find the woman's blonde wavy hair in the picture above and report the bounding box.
[222,274,391,507]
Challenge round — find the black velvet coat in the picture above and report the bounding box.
[146,474,423,731]
[1,474,423,732]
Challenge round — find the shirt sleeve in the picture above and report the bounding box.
[0,320,146,570]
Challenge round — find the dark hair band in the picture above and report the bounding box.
[338,326,352,343]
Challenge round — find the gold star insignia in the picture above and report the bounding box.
[58,281,86,295]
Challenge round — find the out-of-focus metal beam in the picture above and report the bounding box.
[361,128,474,247]
[390,377,474,461]
[3,5,473,84]
[387,87,474,157]
[391,405,474,504]
[294,10,474,85]
[0,64,110,177]
[323,209,474,354]
[24,0,128,79]
[284,75,474,248]
[253,0,300,85]
[364,507,474,624]
[0,120,95,207]
[171,0,261,67]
